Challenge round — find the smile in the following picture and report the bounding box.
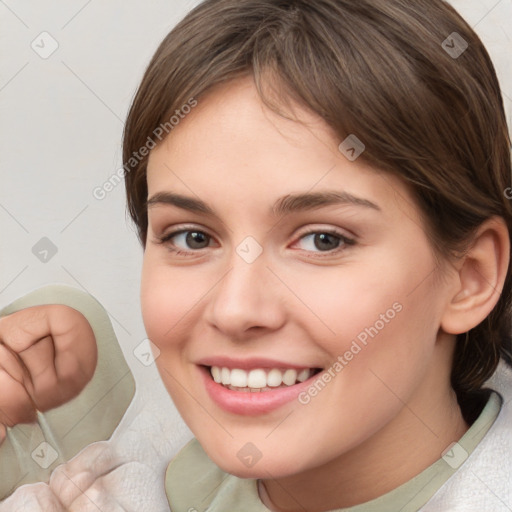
[209,366,320,392]
[199,364,323,415]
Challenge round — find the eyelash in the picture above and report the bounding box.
[292,229,356,257]
[156,226,356,258]
[156,229,210,256]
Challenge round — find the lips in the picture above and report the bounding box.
[197,359,323,415]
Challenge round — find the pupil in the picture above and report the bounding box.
[315,233,339,251]
[186,232,208,249]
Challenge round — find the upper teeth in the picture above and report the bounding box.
[210,366,313,388]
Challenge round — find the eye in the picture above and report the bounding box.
[294,230,356,254]
[157,228,213,253]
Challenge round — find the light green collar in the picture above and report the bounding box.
[166,391,502,511]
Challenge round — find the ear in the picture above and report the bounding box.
[440,216,510,335]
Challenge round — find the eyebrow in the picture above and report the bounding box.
[272,191,381,216]
[147,192,215,215]
[146,191,381,217]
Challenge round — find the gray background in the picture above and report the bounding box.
[0,0,511,474]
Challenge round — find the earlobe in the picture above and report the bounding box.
[441,216,510,335]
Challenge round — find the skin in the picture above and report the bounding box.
[141,75,509,511]
[0,302,168,511]
[2,78,507,512]
[0,305,98,435]
[0,306,120,511]
[1,438,167,512]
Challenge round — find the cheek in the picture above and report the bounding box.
[140,255,183,347]
[341,290,438,411]
[141,258,164,342]
[140,256,195,408]
[140,253,211,351]
[291,263,408,347]
[293,249,440,383]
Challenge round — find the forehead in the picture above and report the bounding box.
[146,77,419,227]
[148,77,337,174]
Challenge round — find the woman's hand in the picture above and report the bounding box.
[0,483,66,512]
[0,305,98,434]
[1,440,169,511]
[49,441,170,511]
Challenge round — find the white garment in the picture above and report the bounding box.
[421,361,512,511]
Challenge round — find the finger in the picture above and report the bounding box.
[0,482,66,512]
[19,333,91,412]
[68,462,161,512]
[32,484,67,511]
[0,340,29,384]
[0,305,98,412]
[16,335,62,411]
[0,305,97,377]
[0,365,36,426]
[49,468,95,508]
[57,440,122,478]
[50,441,125,506]
[69,482,128,512]
[0,309,60,409]
[0,339,38,425]
[34,306,98,385]
[39,306,98,405]
[0,307,55,352]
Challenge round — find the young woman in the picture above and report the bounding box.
[3,1,508,510]
[122,0,511,510]
[119,0,512,512]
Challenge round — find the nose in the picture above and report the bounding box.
[203,251,286,339]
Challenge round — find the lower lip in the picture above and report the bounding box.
[199,365,320,416]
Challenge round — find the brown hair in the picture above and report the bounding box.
[123,0,512,422]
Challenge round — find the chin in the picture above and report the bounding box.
[209,448,302,480]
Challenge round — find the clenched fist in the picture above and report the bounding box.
[0,305,98,434]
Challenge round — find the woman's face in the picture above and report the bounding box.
[141,76,456,478]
